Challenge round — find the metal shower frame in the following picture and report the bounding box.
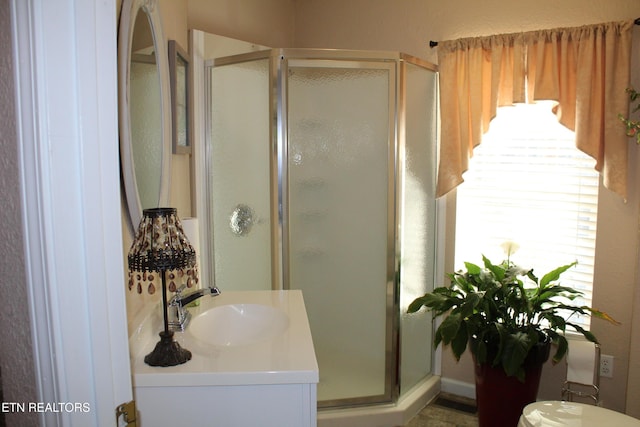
[206,48,438,409]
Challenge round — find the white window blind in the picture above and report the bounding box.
[454,102,599,329]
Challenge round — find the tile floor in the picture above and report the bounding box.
[405,393,478,427]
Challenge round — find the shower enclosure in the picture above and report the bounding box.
[205,48,438,409]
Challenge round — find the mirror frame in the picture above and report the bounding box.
[118,0,172,230]
[169,39,192,155]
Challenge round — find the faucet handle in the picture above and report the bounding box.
[168,284,188,306]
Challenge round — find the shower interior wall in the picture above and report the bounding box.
[205,43,438,408]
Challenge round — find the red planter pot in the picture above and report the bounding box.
[473,341,551,427]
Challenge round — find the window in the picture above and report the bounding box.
[454,102,599,328]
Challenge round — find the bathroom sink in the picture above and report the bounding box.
[130,291,318,427]
[188,303,289,347]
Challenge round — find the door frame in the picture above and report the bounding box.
[11,0,132,425]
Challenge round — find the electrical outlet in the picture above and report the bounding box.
[600,354,614,378]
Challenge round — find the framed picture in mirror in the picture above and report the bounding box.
[169,39,191,154]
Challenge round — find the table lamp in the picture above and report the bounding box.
[127,207,199,366]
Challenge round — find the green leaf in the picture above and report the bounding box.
[434,328,443,348]
[526,269,539,285]
[542,314,567,331]
[407,297,426,313]
[483,255,505,281]
[473,335,488,365]
[567,323,599,344]
[552,334,568,364]
[451,273,475,293]
[587,307,620,325]
[493,324,507,366]
[549,285,583,297]
[438,313,463,346]
[539,262,577,288]
[451,321,469,360]
[458,292,482,318]
[501,332,532,379]
[408,292,457,313]
[464,262,482,275]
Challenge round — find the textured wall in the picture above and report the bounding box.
[160,0,193,220]
[626,30,640,417]
[187,0,295,47]
[0,0,39,425]
[294,0,640,65]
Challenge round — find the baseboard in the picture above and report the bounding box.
[397,375,441,424]
[440,377,476,400]
[317,376,441,427]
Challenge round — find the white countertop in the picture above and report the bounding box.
[129,290,319,388]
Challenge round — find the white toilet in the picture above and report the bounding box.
[518,401,640,426]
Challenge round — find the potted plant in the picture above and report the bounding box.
[408,247,618,427]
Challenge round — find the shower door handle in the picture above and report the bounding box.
[230,204,255,236]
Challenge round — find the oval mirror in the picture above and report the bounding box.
[118,0,172,230]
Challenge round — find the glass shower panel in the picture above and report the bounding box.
[209,58,272,291]
[399,62,438,395]
[287,62,393,404]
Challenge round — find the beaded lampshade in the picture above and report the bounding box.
[127,208,199,295]
[127,207,198,366]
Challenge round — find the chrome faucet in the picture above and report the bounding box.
[168,285,221,332]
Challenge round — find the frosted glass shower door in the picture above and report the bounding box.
[286,61,395,405]
[399,60,438,395]
[208,58,272,291]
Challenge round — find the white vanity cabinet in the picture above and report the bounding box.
[129,290,319,427]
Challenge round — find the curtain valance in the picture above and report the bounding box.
[436,21,634,199]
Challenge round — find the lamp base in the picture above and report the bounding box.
[144,331,192,367]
